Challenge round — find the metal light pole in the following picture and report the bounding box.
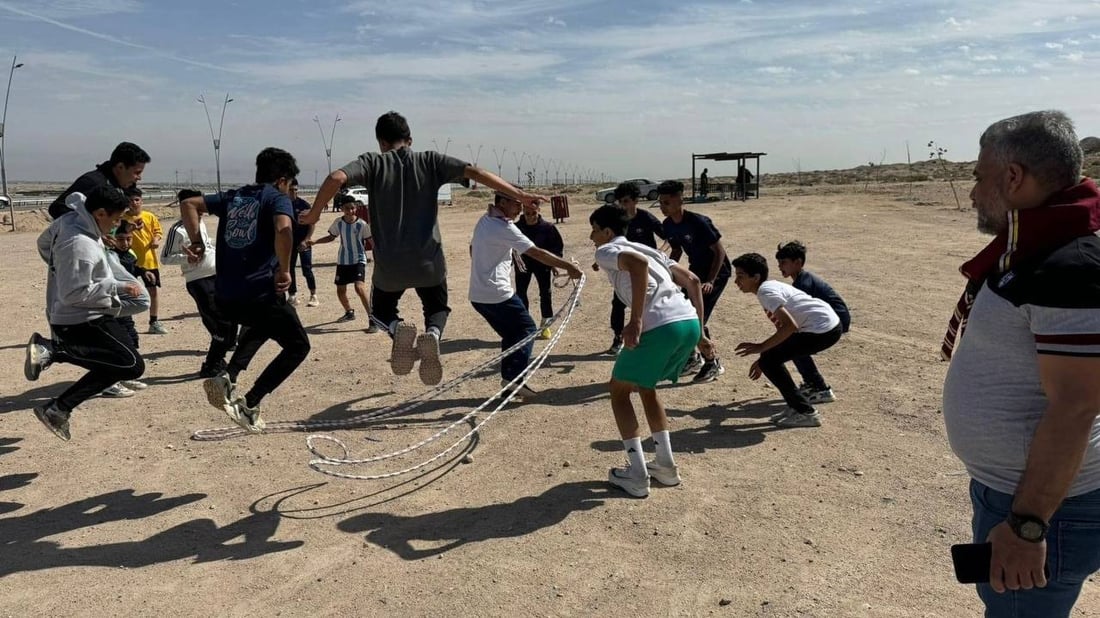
[314,114,340,176]
[466,144,483,166]
[512,151,526,186]
[198,93,233,193]
[532,155,542,188]
[1,56,23,230]
[492,147,507,178]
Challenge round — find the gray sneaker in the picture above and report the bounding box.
[148,321,168,335]
[390,322,419,376]
[417,331,443,385]
[806,388,836,404]
[680,352,704,376]
[692,357,723,383]
[769,407,795,424]
[121,379,148,391]
[24,332,54,382]
[608,465,650,498]
[224,397,265,433]
[777,411,823,428]
[101,383,136,398]
[202,373,236,411]
[645,459,681,486]
[33,401,70,441]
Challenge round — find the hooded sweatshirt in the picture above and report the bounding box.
[37,193,150,325]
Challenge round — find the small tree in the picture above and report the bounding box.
[928,141,962,210]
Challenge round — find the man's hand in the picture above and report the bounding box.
[131,219,144,231]
[563,263,583,280]
[298,241,311,253]
[274,270,292,293]
[736,341,765,356]
[517,190,551,206]
[143,272,156,284]
[121,282,142,297]
[748,360,762,380]
[987,521,1048,593]
[150,236,161,249]
[622,319,642,349]
[592,262,600,272]
[102,235,117,250]
[298,210,320,226]
[702,281,714,295]
[184,241,205,264]
[698,336,716,359]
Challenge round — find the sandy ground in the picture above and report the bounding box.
[1,182,1097,617]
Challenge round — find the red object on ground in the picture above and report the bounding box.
[551,195,569,221]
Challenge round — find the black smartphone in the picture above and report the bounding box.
[951,543,992,583]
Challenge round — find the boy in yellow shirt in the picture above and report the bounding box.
[123,186,166,334]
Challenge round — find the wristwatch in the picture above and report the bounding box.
[1007,511,1049,543]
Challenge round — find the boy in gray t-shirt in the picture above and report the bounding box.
[300,110,545,385]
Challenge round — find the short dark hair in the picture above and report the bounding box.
[657,180,684,195]
[775,240,807,263]
[613,181,640,201]
[84,185,130,215]
[254,147,300,184]
[177,188,202,201]
[290,178,299,187]
[375,111,411,144]
[123,185,142,198]
[335,194,356,207]
[109,142,151,168]
[589,204,629,236]
[732,252,769,281]
[115,220,134,235]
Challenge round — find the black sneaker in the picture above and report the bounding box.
[692,357,724,383]
[606,337,624,356]
[337,310,356,323]
[33,401,70,441]
[199,361,226,379]
[680,352,704,376]
[24,332,54,382]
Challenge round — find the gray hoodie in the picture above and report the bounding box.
[37,193,150,326]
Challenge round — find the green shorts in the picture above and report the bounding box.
[612,318,701,389]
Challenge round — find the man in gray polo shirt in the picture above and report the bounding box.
[942,110,1100,616]
[301,110,545,385]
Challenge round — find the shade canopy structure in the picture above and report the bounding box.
[691,151,766,201]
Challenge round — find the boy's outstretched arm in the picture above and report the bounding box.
[524,247,581,279]
[465,166,547,205]
[301,170,347,226]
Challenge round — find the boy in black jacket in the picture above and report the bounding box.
[107,220,156,393]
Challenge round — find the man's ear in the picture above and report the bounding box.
[1005,162,1028,196]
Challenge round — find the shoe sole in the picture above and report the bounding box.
[24,334,42,382]
[692,371,720,384]
[608,474,649,498]
[807,395,836,404]
[33,407,70,441]
[100,389,135,398]
[122,382,148,391]
[777,415,823,428]
[391,323,418,376]
[203,377,232,411]
[417,333,443,385]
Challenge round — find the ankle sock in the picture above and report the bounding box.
[622,437,645,475]
[652,430,675,467]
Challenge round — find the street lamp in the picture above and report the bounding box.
[1,55,22,231]
[512,151,526,186]
[492,147,507,177]
[198,92,233,193]
[466,144,483,166]
[314,114,341,176]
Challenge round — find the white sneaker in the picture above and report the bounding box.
[806,388,836,404]
[224,397,265,433]
[608,465,650,498]
[101,383,135,398]
[148,321,168,335]
[306,295,319,307]
[202,373,236,411]
[777,411,823,428]
[288,294,298,306]
[390,322,419,376]
[417,331,443,385]
[121,379,148,391]
[645,459,681,486]
[769,407,795,424]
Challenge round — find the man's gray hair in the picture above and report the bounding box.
[979,110,1082,190]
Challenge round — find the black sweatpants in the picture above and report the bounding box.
[371,282,450,335]
[516,266,554,321]
[51,317,145,413]
[186,276,237,369]
[758,325,842,414]
[220,296,310,407]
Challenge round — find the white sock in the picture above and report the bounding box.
[622,437,646,476]
[653,430,675,467]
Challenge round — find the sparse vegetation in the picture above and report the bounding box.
[928,141,963,210]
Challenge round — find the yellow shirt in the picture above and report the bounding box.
[123,210,162,269]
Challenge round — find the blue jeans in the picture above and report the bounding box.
[472,295,537,381]
[970,479,1100,617]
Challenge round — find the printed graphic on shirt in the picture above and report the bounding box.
[225,196,261,249]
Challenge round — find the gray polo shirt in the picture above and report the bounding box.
[943,282,1100,496]
[340,147,468,291]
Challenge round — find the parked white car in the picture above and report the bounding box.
[594,178,660,204]
[346,186,369,205]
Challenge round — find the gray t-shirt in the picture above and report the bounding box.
[340,147,468,290]
[943,282,1100,496]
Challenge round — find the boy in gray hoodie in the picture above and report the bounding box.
[25,186,150,441]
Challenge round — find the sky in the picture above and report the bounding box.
[0,0,1098,185]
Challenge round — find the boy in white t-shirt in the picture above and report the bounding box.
[590,205,713,498]
[307,195,380,335]
[732,252,841,428]
[469,192,582,394]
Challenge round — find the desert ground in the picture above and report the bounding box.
[1,180,1097,617]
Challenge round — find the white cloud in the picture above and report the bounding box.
[757,66,793,75]
[1045,42,1064,49]
[904,68,921,75]
[1060,52,1084,62]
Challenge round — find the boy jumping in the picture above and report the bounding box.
[732,253,841,428]
[307,194,379,334]
[774,241,850,404]
[589,204,713,498]
[178,147,311,432]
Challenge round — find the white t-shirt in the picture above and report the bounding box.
[468,214,536,304]
[756,280,840,334]
[594,237,698,333]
